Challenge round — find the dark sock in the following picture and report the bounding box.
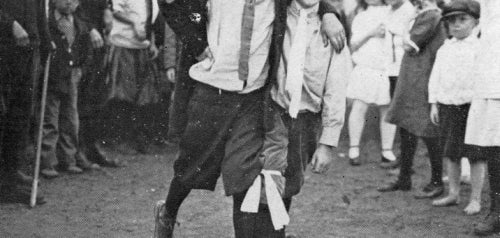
[283,197,292,212]
[422,136,443,186]
[488,154,500,212]
[232,192,285,238]
[164,178,191,219]
[398,128,418,183]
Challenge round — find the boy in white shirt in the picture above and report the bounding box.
[427,0,483,216]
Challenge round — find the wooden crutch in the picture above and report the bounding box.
[30,52,51,208]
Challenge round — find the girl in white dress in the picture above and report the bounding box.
[346,0,395,165]
[469,0,500,235]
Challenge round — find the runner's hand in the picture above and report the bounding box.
[311,144,335,174]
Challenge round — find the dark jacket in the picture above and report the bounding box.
[76,0,111,33]
[0,0,50,50]
[386,9,447,137]
[46,11,90,94]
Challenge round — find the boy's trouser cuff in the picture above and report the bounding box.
[240,170,289,230]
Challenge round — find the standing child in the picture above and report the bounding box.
[428,0,483,215]
[345,0,392,166]
[240,0,351,235]
[40,0,90,178]
[470,0,500,235]
[378,0,447,199]
[429,0,482,214]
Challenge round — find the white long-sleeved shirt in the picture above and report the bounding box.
[189,0,275,93]
[428,35,479,105]
[110,0,159,49]
[271,1,352,147]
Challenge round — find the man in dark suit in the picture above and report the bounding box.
[75,0,125,168]
[0,0,49,205]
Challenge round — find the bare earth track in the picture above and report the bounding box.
[1,107,498,238]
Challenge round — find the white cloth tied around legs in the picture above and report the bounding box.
[240,170,289,230]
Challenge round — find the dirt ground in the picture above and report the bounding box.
[1,107,499,238]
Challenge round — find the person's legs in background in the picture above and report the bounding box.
[347,99,369,166]
[379,105,397,163]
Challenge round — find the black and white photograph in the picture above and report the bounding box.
[0,0,499,237]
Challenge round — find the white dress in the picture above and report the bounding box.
[464,0,500,147]
[347,6,391,105]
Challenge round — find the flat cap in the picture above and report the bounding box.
[442,0,480,19]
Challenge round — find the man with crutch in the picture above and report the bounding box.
[0,0,50,205]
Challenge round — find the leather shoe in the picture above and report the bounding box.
[154,200,176,238]
[88,147,126,168]
[474,212,500,236]
[0,185,46,205]
[349,157,361,166]
[414,183,444,199]
[380,159,400,169]
[15,171,34,186]
[76,152,101,170]
[377,180,411,192]
[66,165,83,174]
[41,168,59,179]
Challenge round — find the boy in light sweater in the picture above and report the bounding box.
[239,0,351,235]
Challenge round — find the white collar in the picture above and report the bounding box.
[449,33,479,44]
[290,0,320,18]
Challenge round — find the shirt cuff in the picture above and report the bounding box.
[319,126,342,147]
[406,36,420,53]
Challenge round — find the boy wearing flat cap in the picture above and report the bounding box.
[427,0,483,215]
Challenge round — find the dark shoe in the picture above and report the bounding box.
[89,147,126,168]
[377,180,411,192]
[474,212,500,236]
[41,168,59,179]
[387,168,416,176]
[154,200,176,238]
[381,156,391,163]
[100,158,127,168]
[286,233,301,238]
[0,185,46,205]
[414,183,444,199]
[66,165,83,174]
[15,171,34,186]
[349,157,361,166]
[380,159,400,169]
[76,152,101,170]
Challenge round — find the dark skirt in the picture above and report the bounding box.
[438,103,473,162]
[105,46,161,106]
[466,146,500,162]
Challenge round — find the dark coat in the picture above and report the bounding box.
[76,0,111,33]
[0,0,50,51]
[386,9,447,137]
[46,11,90,94]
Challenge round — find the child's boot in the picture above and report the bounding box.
[474,193,500,236]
